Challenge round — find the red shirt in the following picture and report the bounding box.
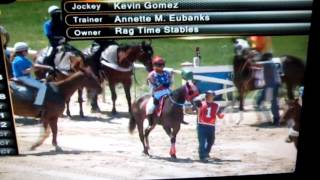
[198,101,224,126]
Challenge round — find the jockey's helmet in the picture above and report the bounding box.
[48,5,60,14]
[152,56,165,66]
[14,42,29,53]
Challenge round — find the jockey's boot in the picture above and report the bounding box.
[147,114,154,127]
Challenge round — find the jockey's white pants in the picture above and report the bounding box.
[18,76,47,106]
[146,89,171,115]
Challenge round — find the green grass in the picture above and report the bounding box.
[1,0,309,90]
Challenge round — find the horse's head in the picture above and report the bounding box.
[282,99,301,126]
[138,40,154,72]
[184,81,200,102]
[79,66,102,94]
[233,38,250,56]
[62,44,85,71]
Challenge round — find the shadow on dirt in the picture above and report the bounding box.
[67,115,121,124]
[150,155,242,165]
[22,150,100,156]
[15,117,41,126]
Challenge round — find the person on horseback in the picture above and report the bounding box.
[195,90,224,162]
[43,5,65,68]
[146,56,172,125]
[256,53,281,126]
[11,42,51,106]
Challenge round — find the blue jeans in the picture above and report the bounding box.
[256,85,280,124]
[197,124,215,159]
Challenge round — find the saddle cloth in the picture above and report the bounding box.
[100,45,133,72]
[100,45,119,65]
[36,46,74,75]
[10,81,64,105]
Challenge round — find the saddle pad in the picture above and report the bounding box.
[10,82,64,105]
[101,45,119,65]
[10,82,34,102]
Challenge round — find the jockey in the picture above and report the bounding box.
[43,5,65,67]
[12,42,51,106]
[146,56,172,125]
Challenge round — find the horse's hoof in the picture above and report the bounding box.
[143,149,149,156]
[30,146,37,151]
[91,107,101,113]
[111,111,118,116]
[181,120,189,125]
[171,154,177,159]
[55,146,63,152]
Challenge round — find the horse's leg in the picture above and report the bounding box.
[123,82,132,114]
[239,90,245,111]
[137,118,149,155]
[78,88,84,118]
[66,99,71,118]
[109,83,117,115]
[30,118,50,150]
[90,92,101,112]
[169,125,180,159]
[144,117,157,152]
[49,117,62,152]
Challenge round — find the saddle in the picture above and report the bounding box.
[9,80,64,106]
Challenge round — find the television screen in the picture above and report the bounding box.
[0,0,314,179]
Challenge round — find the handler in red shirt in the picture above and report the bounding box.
[195,90,224,162]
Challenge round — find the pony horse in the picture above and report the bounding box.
[33,44,88,118]
[10,67,102,151]
[129,81,199,158]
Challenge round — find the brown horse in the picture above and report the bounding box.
[33,44,87,118]
[88,41,154,115]
[282,99,301,148]
[233,40,305,111]
[10,67,102,151]
[129,81,199,158]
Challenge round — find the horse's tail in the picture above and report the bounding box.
[129,114,136,134]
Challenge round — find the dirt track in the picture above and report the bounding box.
[0,88,297,179]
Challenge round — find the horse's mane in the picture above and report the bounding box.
[170,85,186,104]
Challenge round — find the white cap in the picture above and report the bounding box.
[14,42,29,53]
[48,5,60,14]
